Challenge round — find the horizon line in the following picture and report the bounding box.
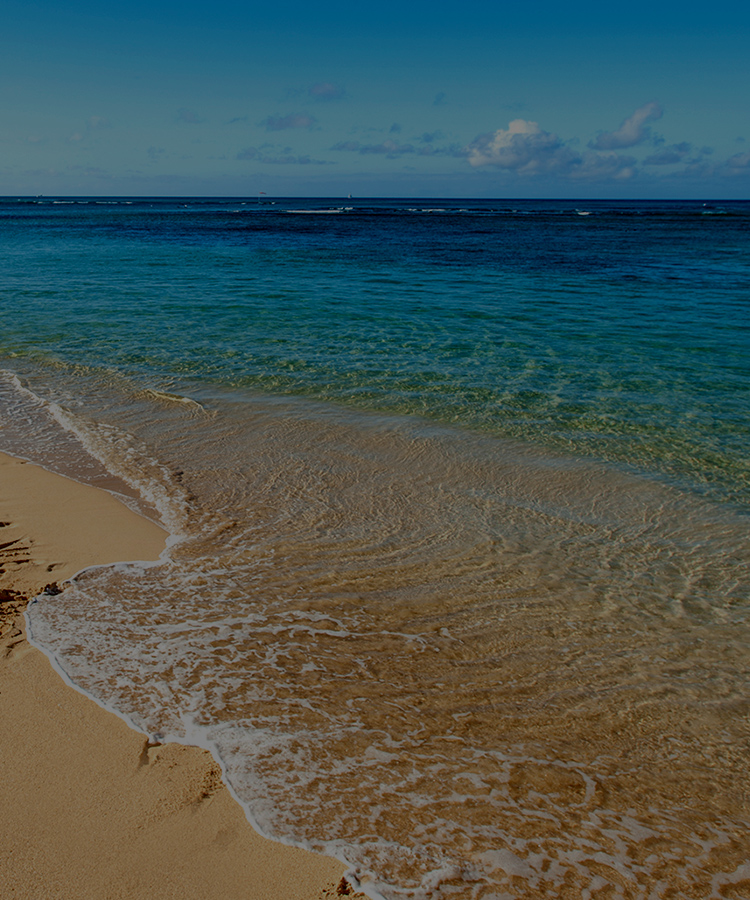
[2,194,748,202]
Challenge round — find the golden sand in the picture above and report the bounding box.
[0,451,348,899]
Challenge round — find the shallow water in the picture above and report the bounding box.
[2,197,749,898]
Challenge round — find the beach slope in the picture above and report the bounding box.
[0,451,346,899]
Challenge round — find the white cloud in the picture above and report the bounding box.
[465,119,636,180]
[466,119,572,172]
[590,101,662,150]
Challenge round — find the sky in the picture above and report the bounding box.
[3,0,750,198]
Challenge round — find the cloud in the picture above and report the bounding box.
[466,119,570,171]
[658,149,750,180]
[236,146,332,165]
[261,113,317,131]
[723,152,750,174]
[88,115,111,130]
[389,123,402,134]
[308,82,346,101]
[466,119,635,180]
[331,139,419,158]
[330,141,361,152]
[359,140,414,156]
[331,139,414,157]
[332,138,466,160]
[69,132,85,142]
[177,108,205,124]
[147,146,166,162]
[416,143,468,158]
[643,142,692,165]
[433,92,447,106]
[420,131,443,144]
[567,152,637,181]
[590,101,663,150]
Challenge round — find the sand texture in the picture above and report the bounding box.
[0,451,348,899]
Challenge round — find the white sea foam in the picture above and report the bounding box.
[3,371,188,539]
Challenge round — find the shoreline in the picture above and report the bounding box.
[0,450,350,899]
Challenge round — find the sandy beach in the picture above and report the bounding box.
[0,451,348,900]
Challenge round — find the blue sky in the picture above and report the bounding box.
[3,0,749,197]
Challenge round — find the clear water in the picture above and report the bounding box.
[1,197,749,898]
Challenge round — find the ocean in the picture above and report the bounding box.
[1,196,749,899]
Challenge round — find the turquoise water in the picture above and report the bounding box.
[2,197,749,504]
[1,197,750,899]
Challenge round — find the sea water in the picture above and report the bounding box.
[1,197,749,899]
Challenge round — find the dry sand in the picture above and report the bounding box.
[0,451,349,899]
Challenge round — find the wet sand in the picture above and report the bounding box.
[0,451,348,899]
